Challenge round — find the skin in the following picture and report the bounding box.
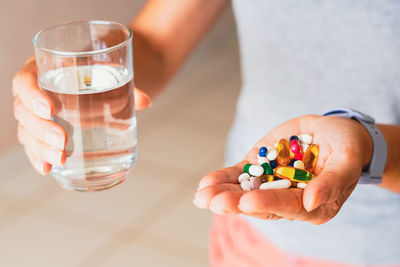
[194,116,400,224]
[12,0,400,224]
[12,0,228,174]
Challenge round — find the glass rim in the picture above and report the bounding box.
[33,20,132,57]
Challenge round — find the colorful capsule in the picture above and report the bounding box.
[238,173,251,183]
[250,176,262,190]
[259,147,268,157]
[290,135,299,142]
[303,144,319,171]
[258,156,269,165]
[275,166,315,183]
[243,164,264,177]
[293,153,303,160]
[301,143,309,153]
[261,162,274,175]
[290,150,295,159]
[267,148,278,161]
[269,160,278,169]
[297,182,307,189]
[290,140,301,154]
[260,174,275,183]
[293,160,305,169]
[298,134,313,144]
[241,180,251,191]
[259,179,291,190]
[277,139,291,166]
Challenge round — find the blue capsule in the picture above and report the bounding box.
[270,160,278,169]
[288,159,296,167]
[259,146,268,157]
[290,135,299,142]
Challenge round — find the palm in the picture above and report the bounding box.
[194,115,371,224]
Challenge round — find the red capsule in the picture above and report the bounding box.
[293,153,303,160]
[290,140,301,154]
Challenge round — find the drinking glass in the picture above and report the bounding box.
[34,21,136,192]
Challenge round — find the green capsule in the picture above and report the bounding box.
[261,162,274,175]
[243,164,252,174]
[275,166,315,183]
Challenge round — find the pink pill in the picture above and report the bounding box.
[250,177,262,190]
[293,153,303,160]
[290,140,301,154]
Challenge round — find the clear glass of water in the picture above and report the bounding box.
[34,21,136,192]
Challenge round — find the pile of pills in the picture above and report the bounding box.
[238,134,319,191]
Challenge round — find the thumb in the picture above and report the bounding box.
[303,157,361,212]
[134,87,152,110]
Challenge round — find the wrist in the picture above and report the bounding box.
[355,119,373,168]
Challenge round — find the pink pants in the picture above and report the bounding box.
[209,215,398,267]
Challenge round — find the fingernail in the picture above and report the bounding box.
[33,100,51,119]
[238,203,252,213]
[209,204,225,215]
[197,183,207,191]
[45,130,65,150]
[44,148,63,165]
[193,198,207,209]
[304,197,314,212]
[34,159,46,175]
[304,190,327,212]
[141,91,152,108]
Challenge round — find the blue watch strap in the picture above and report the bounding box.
[323,108,387,184]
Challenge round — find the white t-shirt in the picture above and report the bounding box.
[227,0,400,265]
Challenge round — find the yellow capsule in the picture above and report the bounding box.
[275,166,315,183]
[303,144,319,171]
[277,139,291,166]
[260,175,275,183]
[290,150,295,159]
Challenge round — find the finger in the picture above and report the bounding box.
[193,183,241,209]
[209,191,244,214]
[24,147,52,175]
[238,188,306,219]
[243,212,283,221]
[198,163,246,190]
[18,124,66,166]
[302,154,360,212]
[239,188,336,224]
[134,87,152,110]
[14,97,67,150]
[12,57,54,119]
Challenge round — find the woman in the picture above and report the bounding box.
[12,0,400,266]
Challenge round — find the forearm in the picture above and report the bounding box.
[129,0,229,100]
[131,32,169,99]
[378,124,400,193]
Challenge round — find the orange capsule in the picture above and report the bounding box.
[277,139,291,166]
[303,144,319,171]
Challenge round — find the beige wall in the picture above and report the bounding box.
[0,0,147,154]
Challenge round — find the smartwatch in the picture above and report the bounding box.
[323,108,387,184]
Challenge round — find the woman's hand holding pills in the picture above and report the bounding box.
[193,115,373,225]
